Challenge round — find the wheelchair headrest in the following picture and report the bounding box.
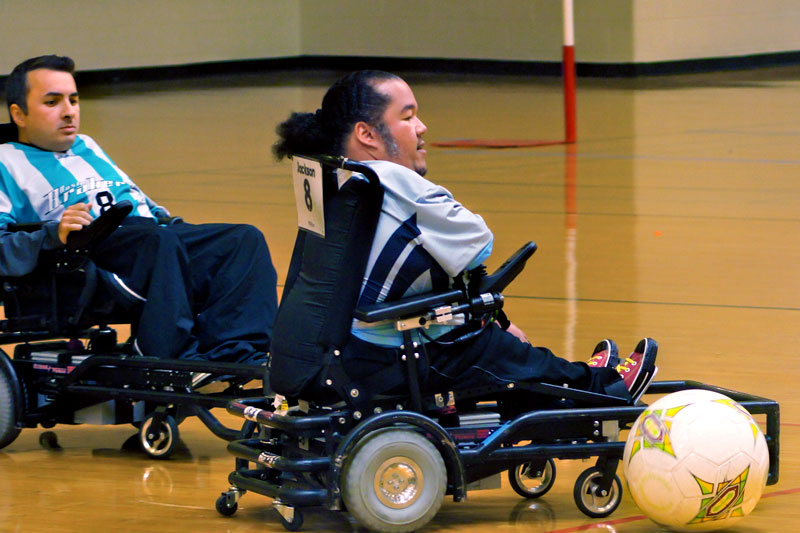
[0,123,18,144]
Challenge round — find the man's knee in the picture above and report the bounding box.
[227,224,273,262]
[137,226,186,255]
[232,224,268,248]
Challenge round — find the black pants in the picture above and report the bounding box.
[91,218,278,361]
[342,323,629,401]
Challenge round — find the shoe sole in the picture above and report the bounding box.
[630,365,658,403]
[628,338,659,402]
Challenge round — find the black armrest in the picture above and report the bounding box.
[354,289,464,323]
[157,216,183,225]
[353,242,537,324]
[478,241,537,293]
[5,201,134,248]
[66,200,133,250]
[6,222,45,233]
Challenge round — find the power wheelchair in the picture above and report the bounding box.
[0,123,265,458]
[216,155,780,532]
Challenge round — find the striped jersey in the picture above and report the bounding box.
[0,134,166,227]
[349,160,493,347]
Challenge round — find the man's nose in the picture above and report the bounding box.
[63,102,77,117]
[416,118,427,135]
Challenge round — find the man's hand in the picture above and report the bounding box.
[58,203,93,244]
[504,321,530,344]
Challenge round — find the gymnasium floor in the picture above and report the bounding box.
[2,65,799,532]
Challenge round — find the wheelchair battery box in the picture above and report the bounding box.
[445,410,502,444]
[14,342,193,389]
[15,341,88,368]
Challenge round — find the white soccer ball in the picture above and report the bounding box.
[622,389,769,531]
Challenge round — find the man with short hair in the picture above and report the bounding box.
[0,55,278,363]
[271,70,658,404]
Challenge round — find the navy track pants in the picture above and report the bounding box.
[91,218,277,361]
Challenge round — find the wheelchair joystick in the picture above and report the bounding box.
[66,200,133,251]
[89,327,117,353]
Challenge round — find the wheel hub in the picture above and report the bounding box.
[141,419,170,453]
[374,456,423,509]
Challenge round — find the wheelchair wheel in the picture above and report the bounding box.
[276,505,304,532]
[508,458,556,499]
[573,466,622,518]
[342,428,446,533]
[215,493,238,517]
[139,413,179,459]
[39,431,62,451]
[0,366,21,450]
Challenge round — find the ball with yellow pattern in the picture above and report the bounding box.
[622,389,769,531]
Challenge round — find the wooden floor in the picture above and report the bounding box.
[2,66,799,532]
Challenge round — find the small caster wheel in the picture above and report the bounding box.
[39,431,62,450]
[215,493,238,516]
[508,458,556,499]
[139,413,179,459]
[573,466,622,518]
[276,504,303,531]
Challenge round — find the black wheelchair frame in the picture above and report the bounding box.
[215,155,780,532]
[0,336,264,457]
[0,125,266,457]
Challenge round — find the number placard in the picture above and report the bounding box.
[292,157,325,237]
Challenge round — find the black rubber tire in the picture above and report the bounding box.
[0,366,21,450]
[508,458,556,499]
[38,431,62,450]
[139,413,179,459]
[342,428,446,533]
[215,493,238,517]
[278,508,304,531]
[573,466,623,518]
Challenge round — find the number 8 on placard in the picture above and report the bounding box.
[292,156,324,237]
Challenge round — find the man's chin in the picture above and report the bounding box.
[51,134,77,152]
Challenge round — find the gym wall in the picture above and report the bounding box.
[1,0,798,75]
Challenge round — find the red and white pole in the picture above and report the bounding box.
[562,0,577,143]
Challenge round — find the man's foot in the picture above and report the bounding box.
[616,338,658,403]
[587,339,620,368]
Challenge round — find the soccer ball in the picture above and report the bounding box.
[622,389,769,531]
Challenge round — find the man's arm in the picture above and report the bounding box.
[0,203,92,277]
[414,181,537,343]
[144,195,170,219]
[0,221,62,277]
[415,184,494,277]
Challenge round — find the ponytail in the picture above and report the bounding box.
[273,110,331,160]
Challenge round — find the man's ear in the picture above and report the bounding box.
[353,121,380,149]
[9,104,26,128]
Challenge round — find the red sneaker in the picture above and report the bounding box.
[616,338,658,403]
[587,339,620,368]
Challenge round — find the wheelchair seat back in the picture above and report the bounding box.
[269,156,383,400]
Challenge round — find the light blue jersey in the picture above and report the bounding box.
[0,134,166,227]
[350,160,493,347]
